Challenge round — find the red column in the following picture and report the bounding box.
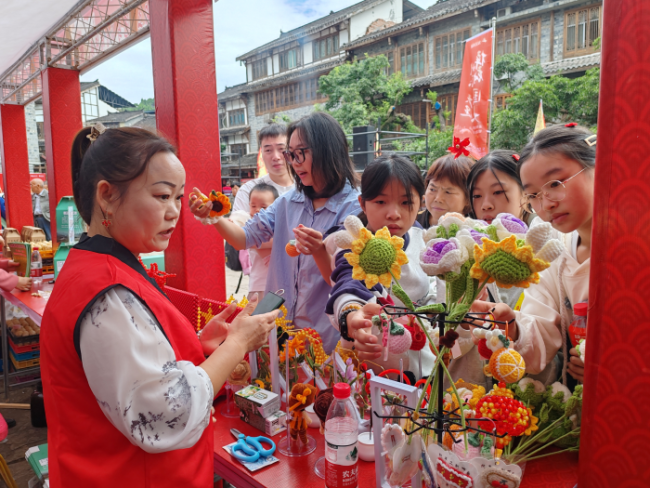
[0,104,34,230]
[580,0,650,486]
[41,67,82,245]
[149,0,226,300]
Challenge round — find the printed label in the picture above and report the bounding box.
[569,325,587,348]
[325,441,358,488]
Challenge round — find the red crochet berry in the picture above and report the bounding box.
[404,324,427,351]
[477,338,493,360]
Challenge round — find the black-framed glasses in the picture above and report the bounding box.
[283,147,310,164]
[520,167,587,213]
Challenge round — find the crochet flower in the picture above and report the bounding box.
[493,213,528,240]
[192,189,231,217]
[420,238,469,276]
[344,223,408,289]
[470,235,552,288]
[525,221,565,262]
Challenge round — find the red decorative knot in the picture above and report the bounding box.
[565,122,578,127]
[511,154,520,162]
[101,219,111,228]
[447,136,470,159]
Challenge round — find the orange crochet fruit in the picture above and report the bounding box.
[488,347,526,383]
[286,240,300,257]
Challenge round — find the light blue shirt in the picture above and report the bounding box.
[244,182,361,353]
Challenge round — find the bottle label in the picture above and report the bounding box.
[325,441,358,488]
[569,324,587,348]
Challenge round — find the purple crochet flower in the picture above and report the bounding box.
[469,229,486,245]
[499,214,528,234]
[422,240,458,264]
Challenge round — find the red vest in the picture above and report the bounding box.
[41,239,214,488]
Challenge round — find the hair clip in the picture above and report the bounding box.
[584,135,597,147]
[447,136,470,159]
[87,122,107,143]
[565,122,578,128]
[512,154,520,162]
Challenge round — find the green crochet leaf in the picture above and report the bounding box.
[436,226,449,239]
[485,225,499,242]
[389,320,405,335]
[392,282,415,311]
[448,303,469,323]
[448,223,460,238]
[516,238,526,247]
[467,432,482,447]
[414,304,445,314]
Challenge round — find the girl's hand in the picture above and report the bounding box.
[292,225,324,255]
[468,300,519,342]
[346,303,383,339]
[199,302,238,355]
[567,347,585,382]
[354,328,382,360]
[16,277,32,291]
[189,187,213,219]
[226,295,279,353]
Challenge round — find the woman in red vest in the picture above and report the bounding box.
[41,125,279,487]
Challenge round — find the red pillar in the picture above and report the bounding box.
[41,67,82,245]
[149,0,226,300]
[0,104,34,230]
[580,0,650,486]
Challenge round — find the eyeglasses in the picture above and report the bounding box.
[520,167,587,213]
[283,147,310,165]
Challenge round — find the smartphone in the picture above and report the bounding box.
[251,291,285,316]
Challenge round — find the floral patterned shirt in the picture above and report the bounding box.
[79,286,213,453]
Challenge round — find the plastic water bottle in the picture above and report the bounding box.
[569,302,588,347]
[31,247,43,291]
[325,383,359,488]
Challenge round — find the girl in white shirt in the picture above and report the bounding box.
[473,124,596,386]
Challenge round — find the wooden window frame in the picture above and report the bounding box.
[396,102,428,129]
[496,19,541,61]
[228,108,246,127]
[494,93,512,111]
[313,33,340,62]
[434,28,471,72]
[438,93,458,126]
[279,47,301,72]
[398,41,427,79]
[251,58,268,81]
[254,78,327,116]
[564,4,602,57]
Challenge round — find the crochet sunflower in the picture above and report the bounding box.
[336,216,408,289]
[192,189,231,217]
[470,234,551,289]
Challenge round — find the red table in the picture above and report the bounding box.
[212,398,578,488]
[1,280,53,397]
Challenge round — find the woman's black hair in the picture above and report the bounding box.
[71,126,176,225]
[357,155,425,224]
[286,112,358,199]
[467,150,530,221]
[519,124,596,172]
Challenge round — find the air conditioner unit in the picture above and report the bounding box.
[497,7,511,18]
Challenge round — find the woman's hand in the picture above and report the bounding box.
[293,225,324,255]
[199,302,238,356]
[567,347,585,382]
[224,295,279,353]
[467,300,519,342]
[189,187,212,219]
[16,277,32,291]
[346,303,383,360]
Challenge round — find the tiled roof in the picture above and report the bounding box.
[87,110,143,124]
[411,69,462,88]
[344,0,499,50]
[236,0,388,60]
[219,83,248,101]
[80,80,100,93]
[542,53,600,75]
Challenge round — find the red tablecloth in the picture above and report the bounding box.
[0,280,53,324]
[212,398,578,488]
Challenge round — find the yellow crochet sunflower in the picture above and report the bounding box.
[344,226,408,289]
[470,235,551,289]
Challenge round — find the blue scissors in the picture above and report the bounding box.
[230,428,276,463]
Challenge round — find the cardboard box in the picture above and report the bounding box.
[234,385,280,418]
[21,226,46,243]
[239,408,287,437]
[3,228,20,258]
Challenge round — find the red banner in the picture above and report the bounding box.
[453,28,493,160]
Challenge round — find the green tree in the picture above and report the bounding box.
[317,55,413,133]
[123,97,155,112]
[491,67,599,150]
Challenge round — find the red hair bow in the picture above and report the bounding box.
[565,122,577,127]
[447,136,470,159]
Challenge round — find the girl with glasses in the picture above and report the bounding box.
[472,124,596,387]
[190,112,359,353]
